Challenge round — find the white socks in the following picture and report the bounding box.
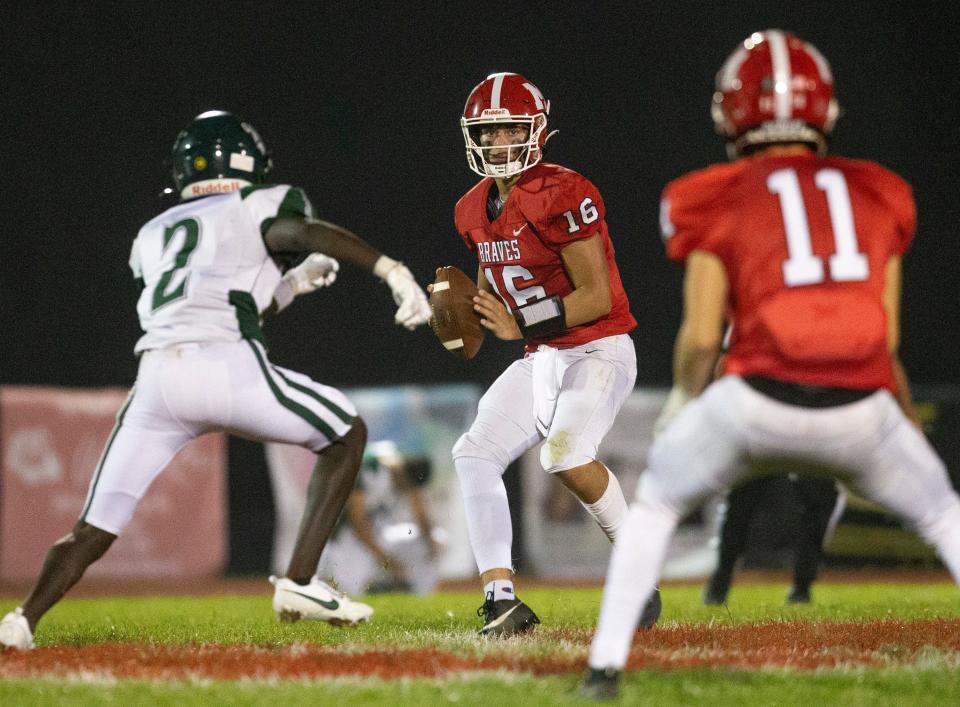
[580,467,629,543]
[484,579,516,602]
[455,456,513,576]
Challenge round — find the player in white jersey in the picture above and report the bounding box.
[0,111,433,650]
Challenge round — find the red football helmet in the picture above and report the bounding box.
[712,30,839,158]
[461,72,552,178]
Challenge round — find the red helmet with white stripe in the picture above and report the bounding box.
[712,30,839,158]
[461,72,551,178]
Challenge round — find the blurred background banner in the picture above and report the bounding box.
[265,384,480,580]
[3,383,959,582]
[0,387,227,580]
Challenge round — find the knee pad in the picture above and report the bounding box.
[539,430,594,474]
[452,428,511,468]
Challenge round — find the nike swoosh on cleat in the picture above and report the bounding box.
[482,604,521,632]
[286,589,339,611]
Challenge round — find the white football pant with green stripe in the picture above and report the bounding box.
[81,339,356,535]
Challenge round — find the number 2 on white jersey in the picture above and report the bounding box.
[768,168,868,287]
[152,217,201,311]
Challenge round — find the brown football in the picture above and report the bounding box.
[430,266,484,360]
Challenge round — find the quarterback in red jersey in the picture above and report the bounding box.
[449,72,659,636]
[583,31,960,699]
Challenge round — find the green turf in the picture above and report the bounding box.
[2,670,960,707]
[1,582,958,705]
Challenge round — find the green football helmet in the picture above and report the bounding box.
[170,110,272,200]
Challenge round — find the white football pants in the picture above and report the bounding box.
[452,333,637,574]
[590,375,960,670]
[81,340,357,535]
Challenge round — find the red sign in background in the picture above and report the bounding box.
[0,387,226,580]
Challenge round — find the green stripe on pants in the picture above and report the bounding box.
[246,341,340,441]
[80,387,137,521]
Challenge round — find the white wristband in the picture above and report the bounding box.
[373,255,400,280]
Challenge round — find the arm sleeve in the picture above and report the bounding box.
[533,173,606,251]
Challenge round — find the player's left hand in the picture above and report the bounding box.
[285,253,340,294]
[474,290,522,340]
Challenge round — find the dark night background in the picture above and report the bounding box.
[4,2,959,391]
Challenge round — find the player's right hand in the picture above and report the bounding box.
[473,290,521,340]
[386,263,432,330]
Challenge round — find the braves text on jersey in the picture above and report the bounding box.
[129,185,313,353]
[661,152,915,390]
[454,162,636,351]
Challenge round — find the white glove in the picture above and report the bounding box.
[284,253,340,294]
[653,385,692,437]
[374,255,432,330]
[272,253,339,312]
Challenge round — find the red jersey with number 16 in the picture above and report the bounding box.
[455,162,636,351]
[661,152,915,391]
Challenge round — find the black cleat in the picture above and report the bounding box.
[786,585,811,604]
[638,587,662,629]
[579,666,620,701]
[477,591,541,637]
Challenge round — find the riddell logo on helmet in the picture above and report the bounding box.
[481,109,511,118]
[191,181,243,196]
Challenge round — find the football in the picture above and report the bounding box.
[429,266,484,360]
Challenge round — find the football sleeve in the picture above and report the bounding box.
[887,173,917,255]
[128,238,142,279]
[241,185,316,237]
[453,198,479,255]
[128,238,145,289]
[533,173,606,251]
[659,172,724,263]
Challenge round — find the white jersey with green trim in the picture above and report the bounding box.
[129,184,313,353]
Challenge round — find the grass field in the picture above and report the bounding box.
[2,579,959,705]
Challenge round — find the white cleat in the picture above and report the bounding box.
[0,608,34,651]
[269,576,373,626]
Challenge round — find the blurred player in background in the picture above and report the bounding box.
[583,31,960,698]
[0,110,432,650]
[451,72,660,636]
[704,474,846,605]
[317,441,443,595]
